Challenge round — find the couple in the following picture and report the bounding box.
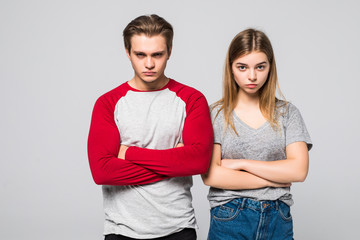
[87,14,312,240]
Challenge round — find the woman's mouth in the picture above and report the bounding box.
[246,84,257,89]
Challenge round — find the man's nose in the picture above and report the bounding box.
[145,57,155,69]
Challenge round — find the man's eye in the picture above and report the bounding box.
[153,53,163,57]
[136,53,145,57]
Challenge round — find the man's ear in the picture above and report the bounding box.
[125,48,131,60]
[167,47,172,59]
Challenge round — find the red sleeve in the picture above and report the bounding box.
[125,91,214,177]
[87,95,168,185]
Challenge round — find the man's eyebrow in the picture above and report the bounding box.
[133,51,145,54]
[132,50,166,55]
[152,51,166,55]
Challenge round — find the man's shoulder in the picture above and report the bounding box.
[96,82,130,104]
[167,79,205,101]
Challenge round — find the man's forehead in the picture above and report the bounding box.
[130,34,167,52]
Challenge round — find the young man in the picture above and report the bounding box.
[87,15,213,240]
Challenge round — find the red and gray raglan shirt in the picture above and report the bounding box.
[87,79,213,238]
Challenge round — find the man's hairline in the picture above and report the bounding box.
[126,33,172,54]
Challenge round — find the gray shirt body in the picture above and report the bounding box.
[208,101,312,208]
[103,86,196,238]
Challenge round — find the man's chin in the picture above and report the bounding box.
[140,76,161,83]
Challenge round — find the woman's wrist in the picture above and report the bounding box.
[221,159,245,170]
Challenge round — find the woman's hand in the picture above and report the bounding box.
[221,159,244,170]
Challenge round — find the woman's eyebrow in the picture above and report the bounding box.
[235,61,268,65]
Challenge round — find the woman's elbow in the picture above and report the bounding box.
[293,169,308,182]
[201,173,212,186]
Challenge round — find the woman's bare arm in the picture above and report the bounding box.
[221,141,309,183]
[202,144,291,190]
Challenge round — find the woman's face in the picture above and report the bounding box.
[232,51,270,96]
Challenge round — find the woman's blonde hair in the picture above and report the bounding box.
[213,28,286,133]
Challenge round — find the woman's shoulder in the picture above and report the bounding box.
[210,101,223,114]
[276,100,299,115]
[276,100,306,127]
[209,101,225,122]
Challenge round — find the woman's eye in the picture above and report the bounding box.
[257,65,265,70]
[238,66,246,70]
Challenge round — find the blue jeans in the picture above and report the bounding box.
[208,198,293,240]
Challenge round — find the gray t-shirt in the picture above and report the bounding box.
[208,101,312,208]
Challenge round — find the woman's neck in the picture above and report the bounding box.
[236,91,260,110]
[234,90,266,129]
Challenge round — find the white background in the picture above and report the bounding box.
[1,0,359,239]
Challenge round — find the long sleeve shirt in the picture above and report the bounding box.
[87,79,213,238]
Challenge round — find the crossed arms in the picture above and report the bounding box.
[87,93,213,186]
[202,141,309,190]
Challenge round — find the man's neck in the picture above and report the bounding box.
[128,76,169,91]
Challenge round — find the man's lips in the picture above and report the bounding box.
[143,71,156,76]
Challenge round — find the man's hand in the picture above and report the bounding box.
[176,143,184,148]
[118,145,129,159]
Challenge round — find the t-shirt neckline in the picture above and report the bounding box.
[126,79,173,92]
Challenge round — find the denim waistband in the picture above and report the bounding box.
[232,198,282,212]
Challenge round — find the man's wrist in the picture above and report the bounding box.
[118,145,129,159]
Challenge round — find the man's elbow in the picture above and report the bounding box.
[92,174,107,185]
[194,156,211,175]
[91,169,111,185]
[199,162,210,174]
[196,147,212,173]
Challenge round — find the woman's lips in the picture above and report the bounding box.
[246,84,257,88]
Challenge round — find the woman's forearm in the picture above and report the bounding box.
[202,165,290,190]
[202,144,290,189]
[221,142,309,183]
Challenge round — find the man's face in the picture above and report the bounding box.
[126,34,171,90]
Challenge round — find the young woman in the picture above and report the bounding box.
[202,29,312,240]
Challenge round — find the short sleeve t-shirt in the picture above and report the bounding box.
[208,101,312,208]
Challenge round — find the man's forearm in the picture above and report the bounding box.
[88,97,168,186]
[125,95,213,177]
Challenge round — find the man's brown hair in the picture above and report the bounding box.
[123,14,173,53]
